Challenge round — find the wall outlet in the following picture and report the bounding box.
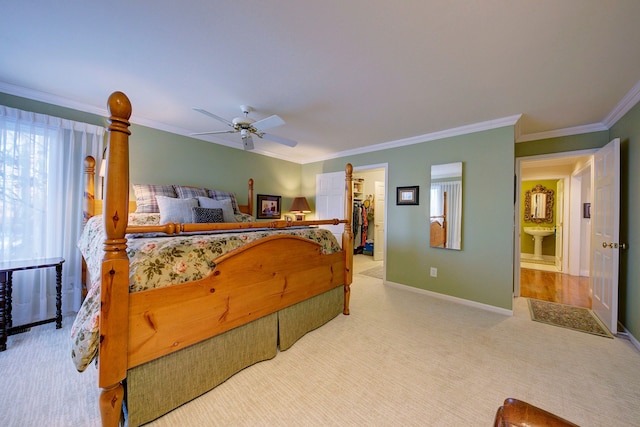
[430,267,437,278]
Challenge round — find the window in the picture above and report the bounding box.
[0,105,104,324]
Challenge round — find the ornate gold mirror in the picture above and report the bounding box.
[524,184,554,223]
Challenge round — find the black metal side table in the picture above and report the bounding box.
[0,257,64,351]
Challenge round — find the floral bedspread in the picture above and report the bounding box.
[71,213,341,372]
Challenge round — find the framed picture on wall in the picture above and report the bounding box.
[396,186,419,205]
[583,202,591,219]
[257,194,282,219]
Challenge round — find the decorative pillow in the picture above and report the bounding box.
[156,196,198,224]
[208,189,240,214]
[133,184,177,213]
[173,185,209,199]
[192,207,224,223]
[197,197,237,222]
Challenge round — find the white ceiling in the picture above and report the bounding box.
[2,1,640,164]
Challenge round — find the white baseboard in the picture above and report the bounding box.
[384,280,513,316]
[618,324,640,352]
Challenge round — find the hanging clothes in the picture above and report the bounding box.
[361,204,368,247]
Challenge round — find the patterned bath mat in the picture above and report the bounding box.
[528,299,614,338]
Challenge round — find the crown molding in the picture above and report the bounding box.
[0,81,108,117]
[302,114,522,164]
[4,78,640,164]
[515,122,609,143]
[0,81,305,163]
[516,79,640,143]
[602,79,640,128]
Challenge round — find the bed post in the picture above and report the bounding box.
[342,163,354,315]
[83,156,96,225]
[82,156,96,298]
[248,178,254,216]
[99,91,132,427]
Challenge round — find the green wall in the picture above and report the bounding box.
[609,100,640,339]
[5,89,639,332]
[515,131,609,157]
[0,92,302,217]
[303,127,516,310]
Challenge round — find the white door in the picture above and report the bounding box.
[373,180,385,261]
[316,171,346,246]
[591,138,620,333]
[555,178,564,271]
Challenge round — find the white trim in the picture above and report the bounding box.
[352,162,389,270]
[603,79,640,128]
[516,122,608,143]
[384,280,513,316]
[303,114,522,164]
[4,78,640,164]
[618,324,640,352]
[514,148,598,297]
[0,81,108,117]
[517,148,597,163]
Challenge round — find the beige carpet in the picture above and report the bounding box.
[2,274,640,426]
[360,265,383,279]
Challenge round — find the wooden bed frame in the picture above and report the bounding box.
[429,191,447,248]
[88,91,354,426]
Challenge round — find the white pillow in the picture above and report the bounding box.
[197,197,237,222]
[156,196,198,224]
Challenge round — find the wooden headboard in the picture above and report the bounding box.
[83,155,254,220]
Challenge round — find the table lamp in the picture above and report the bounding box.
[290,197,311,220]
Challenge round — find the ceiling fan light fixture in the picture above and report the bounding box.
[193,105,297,150]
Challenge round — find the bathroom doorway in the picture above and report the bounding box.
[515,150,595,308]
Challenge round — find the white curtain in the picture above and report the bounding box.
[0,105,104,326]
[430,180,462,249]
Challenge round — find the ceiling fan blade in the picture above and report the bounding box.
[193,108,234,127]
[190,130,237,136]
[242,134,254,151]
[252,114,285,132]
[260,133,298,147]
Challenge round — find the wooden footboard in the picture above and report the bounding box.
[128,235,344,367]
[93,91,353,426]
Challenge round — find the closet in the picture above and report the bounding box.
[352,177,373,254]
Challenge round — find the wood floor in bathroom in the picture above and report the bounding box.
[520,268,591,308]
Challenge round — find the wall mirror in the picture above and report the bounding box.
[430,162,462,250]
[524,184,554,223]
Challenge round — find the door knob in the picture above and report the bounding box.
[602,242,628,249]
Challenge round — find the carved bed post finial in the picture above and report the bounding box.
[248,178,254,216]
[342,163,354,314]
[99,91,132,427]
[83,156,96,226]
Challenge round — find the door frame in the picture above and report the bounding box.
[514,149,597,297]
[353,163,388,268]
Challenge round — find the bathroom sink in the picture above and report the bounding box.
[523,227,554,237]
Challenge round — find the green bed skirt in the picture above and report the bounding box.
[125,286,344,426]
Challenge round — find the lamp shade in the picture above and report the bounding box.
[290,197,311,213]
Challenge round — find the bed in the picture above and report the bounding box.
[71,91,354,426]
[430,191,447,248]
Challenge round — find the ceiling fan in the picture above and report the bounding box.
[191,105,298,151]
